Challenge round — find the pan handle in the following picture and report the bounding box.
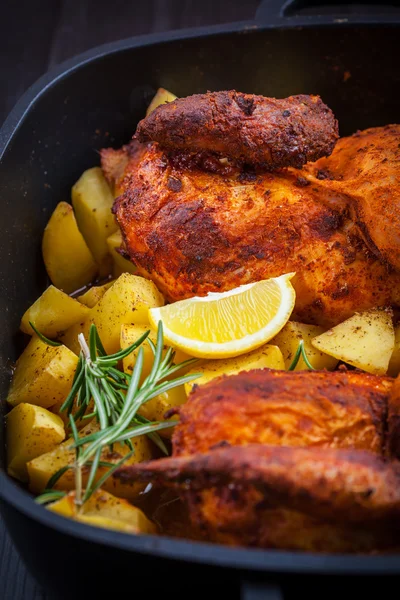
[241,578,284,600]
[255,0,400,24]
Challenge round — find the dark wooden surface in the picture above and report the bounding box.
[0,2,260,598]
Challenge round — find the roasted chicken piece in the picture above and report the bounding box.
[171,369,392,456]
[115,369,400,553]
[135,91,339,168]
[306,124,400,272]
[105,92,400,327]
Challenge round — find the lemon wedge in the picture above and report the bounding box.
[148,273,296,359]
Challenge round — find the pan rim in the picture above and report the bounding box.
[2,18,400,574]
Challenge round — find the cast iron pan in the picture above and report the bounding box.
[1,1,400,598]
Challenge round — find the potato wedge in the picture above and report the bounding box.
[42,202,98,294]
[58,316,92,355]
[20,285,89,338]
[92,273,164,354]
[121,324,159,381]
[77,281,114,308]
[50,396,94,430]
[27,420,153,500]
[48,490,156,534]
[388,323,400,377]
[272,321,339,371]
[141,386,187,439]
[71,167,117,275]
[7,337,78,408]
[184,344,284,395]
[146,87,177,116]
[312,309,395,375]
[106,230,137,277]
[7,404,65,482]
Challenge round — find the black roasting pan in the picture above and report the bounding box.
[1,1,400,598]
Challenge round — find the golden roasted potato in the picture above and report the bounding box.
[71,167,117,275]
[6,403,65,482]
[92,273,164,354]
[48,490,156,534]
[27,420,153,500]
[121,324,158,381]
[20,285,89,338]
[58,317,92,355]
[184,344,284,395]
[146,87,177,116]
[312,309,395,375]
[76,281,114,308]
[7,337,78,408]
[272,321,339,371]
[50,396,94,430]
[106,230,137,277]
[42,202,98,294]
[139,385,188,439]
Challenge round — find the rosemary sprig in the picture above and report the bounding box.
[36,321,200,508]
[288,339,315,371]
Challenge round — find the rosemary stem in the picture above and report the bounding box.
[78,333,91,361]
[75,463,83,510]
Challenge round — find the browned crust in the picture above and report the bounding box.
[113,141,400,327]
[171,369,392,456]
[305,124,400,272]
[135,91,339,168]
[115,444,400,525]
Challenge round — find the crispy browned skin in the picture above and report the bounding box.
[100,140,147,196]
[305,125,400,271]
[135,91,339,168]
[116,445,400,552]
[113,140,400,326]
[115,370,398,552]
[173,369,392,456]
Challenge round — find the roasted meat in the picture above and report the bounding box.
[115,369,400,552]
[117,445,400,552]
[110,135,400,326]
[171,369,392,456]
[135,91,339,168]
[306,125,400,272]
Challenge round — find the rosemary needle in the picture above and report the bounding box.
[288,339,315,371]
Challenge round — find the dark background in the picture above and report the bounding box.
[0,2,261,598]
[1,0,398,598]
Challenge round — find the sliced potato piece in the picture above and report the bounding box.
[58,316,92,356]
[50,396,94,430]
[146,87,177,116]
[42,201,98,294]
[92,273,164,354]
[27,420,153,500]
[106,230,137,277]
[272,321,339,371]
[48,490,156,534]
[20,285,90,338]
[312,309,395,375]
[388,324,400,377]
[139,385,187,439]
[121,324,192,380]
[77,281,114,308]
[71,167,117,275]
[184,344,284,395]
[7,403,65,482]
[7,337,78,408]
[121,324,159,381]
